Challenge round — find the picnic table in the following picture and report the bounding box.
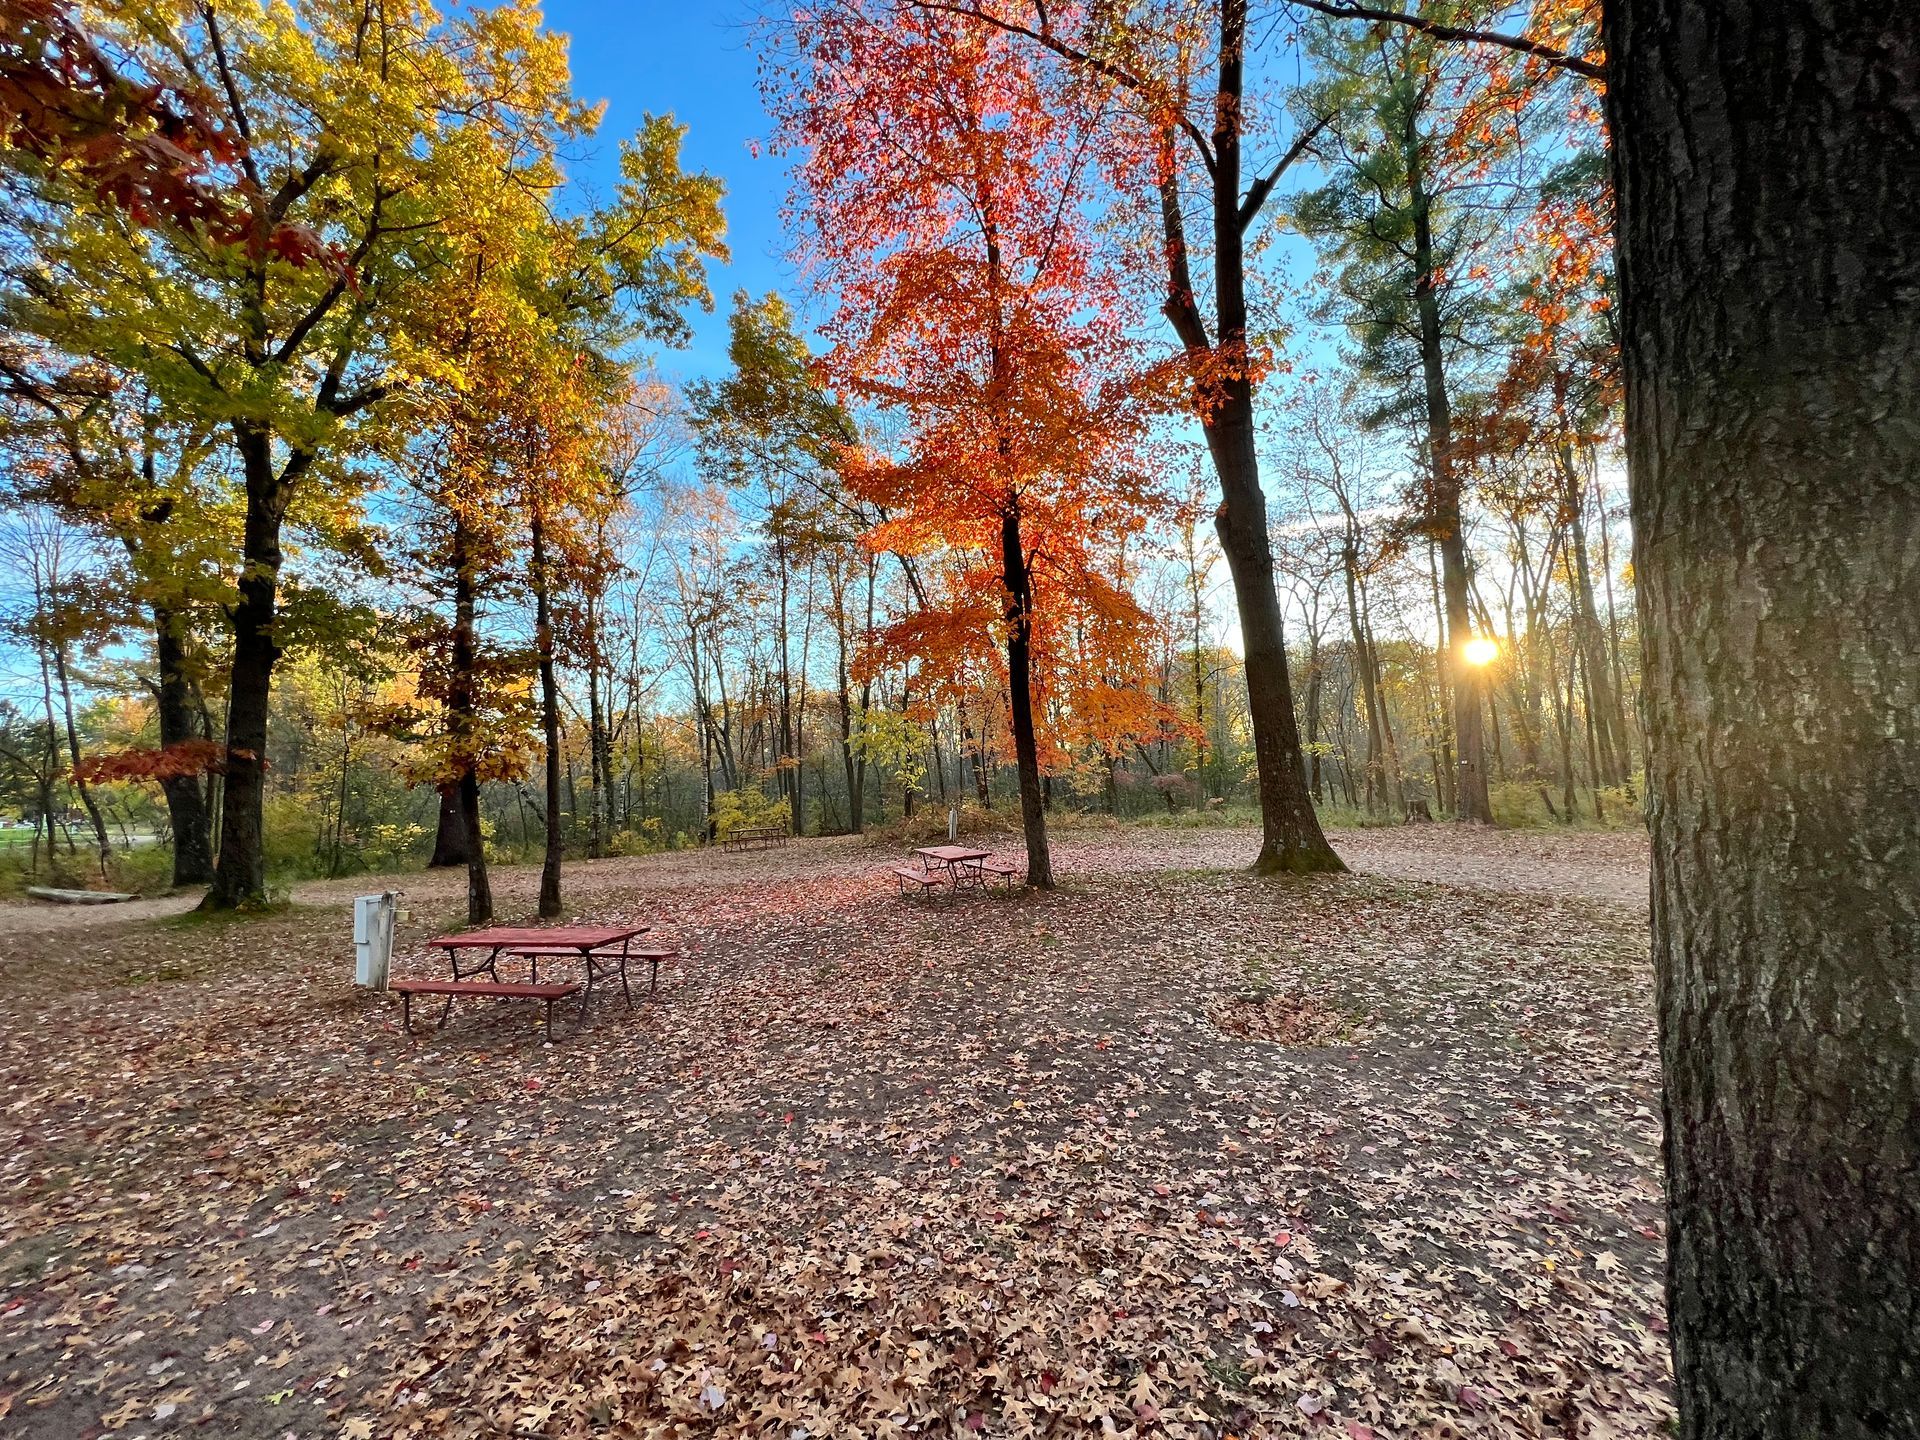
[723,824,789,851]
[892,845,1020,898]
[395,925,664,1041]
[426,924,650,986]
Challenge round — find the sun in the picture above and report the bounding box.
[1462,636,1499,667]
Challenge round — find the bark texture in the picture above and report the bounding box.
[203,434,289,909]
[531,509,563,920]
[428,786,469,869]
[1605,3,1920,1436]
[152,605,214,886]
[1001,504,1054,889]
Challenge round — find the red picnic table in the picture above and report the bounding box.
[393,925,670,1041]
[892,845,1021,898]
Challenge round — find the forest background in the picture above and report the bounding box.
[0,0,1630,907]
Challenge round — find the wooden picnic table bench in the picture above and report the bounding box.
[389,978,580,1044]
[722,824,789,851]
[424,924,653,1016]
[890,864,945,895]
[968,856,1023,889]
[504,943,679,1001]
[894,845,1021,899]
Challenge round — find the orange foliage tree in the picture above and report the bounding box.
[902,0,1345,875]
[772,0,1183,887]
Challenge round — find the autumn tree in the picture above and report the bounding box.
[0,1,605,907]
[0,339,229,884]
[773,1,1177,887]
[398,103,723,922]
[910,0,1343,874]
[0,0,330,260]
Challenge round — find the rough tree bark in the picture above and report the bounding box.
[530,508,563,919]
[150,603,215,885]
[448,520,491,923]
[1001,502,1054,889]
[1605,3,1920,1436]
[428,786,470,869]
[203,430,301,909]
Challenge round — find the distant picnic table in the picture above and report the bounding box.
[722,824,789,851]
[392,924,664,1043]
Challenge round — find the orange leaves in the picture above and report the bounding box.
[77,738,230,784]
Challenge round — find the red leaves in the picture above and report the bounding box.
[0,1,343,269]
[78,738,228,784]
[775,3,1188,765]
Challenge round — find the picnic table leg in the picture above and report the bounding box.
[400,990,415,1039]
[543,996,556,1045]
[580,957,595,1015]
[648,956,660,994]
[617,939,634,1008]
[437,993,456,1031]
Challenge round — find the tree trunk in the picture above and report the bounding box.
[152,604,214,886]
[531,510,563,919]
[428,785,470,868]
[1001,504,1053,889]
[586,598,607,860]
[1424,541,1457,814]
[1211,406,1344,871]
[448,523,491,923]
[1148,2,1342,874]
[203,440,288,910]
[1562,443,1626,783]
[1606,4,1920,1436]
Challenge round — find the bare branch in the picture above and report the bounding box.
[1287,0,1605,82]
[912,1,1220,174]
[1238,111,1335,233]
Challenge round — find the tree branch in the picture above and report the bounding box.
[1287,0,1605,82]
[912,1,1219,174]
[1238,111,1335,233]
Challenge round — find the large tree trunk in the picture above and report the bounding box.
[1210,397,1345,871]
[151,604,214,885]
[203,443,287,911]
[1150,2,1343,875]
[530,510,563,919]
[1605,5,1920,1436]
[449,527,491,923]
[428,785,470,868]
[1001,504,1053,889]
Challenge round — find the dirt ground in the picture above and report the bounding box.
[0,824,1667,1439]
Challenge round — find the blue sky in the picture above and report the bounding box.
[542,1,796,382]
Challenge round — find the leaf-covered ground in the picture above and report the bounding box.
[0,825,1669,1439]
